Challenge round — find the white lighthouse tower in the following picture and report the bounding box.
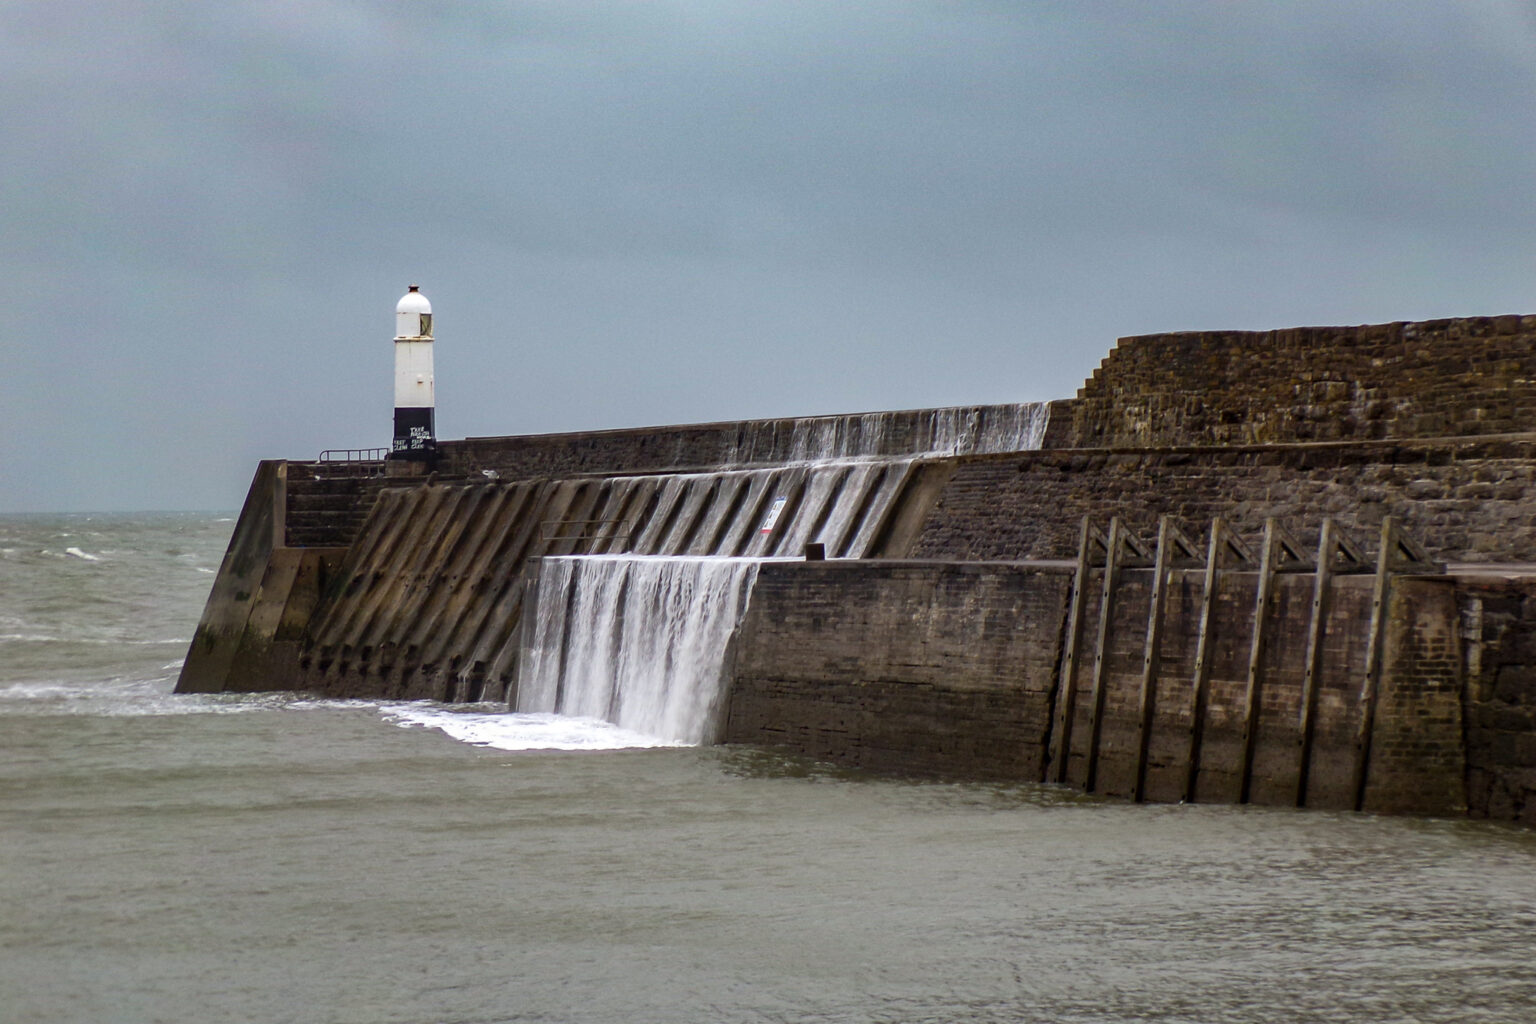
[391,285,435,463]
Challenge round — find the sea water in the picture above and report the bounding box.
[4,512,1536,1024]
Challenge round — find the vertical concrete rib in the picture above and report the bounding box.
[1351,518,1396,812]
[1133,516,1174,803]
[1182,519,1226,803]
[1083,517,1125,795]
[1295,518,1337,807]
[455,481,567,671]
[663,478,715,552]
[545,481,601,556]
[463,479,603,692]
[850,461,933,558]
[1049,518,1094,784]
[776,465,847,555]
[1238,519,1281,805]
[593,477,655,554]
[754,468,809,557]
[417,486,531,680]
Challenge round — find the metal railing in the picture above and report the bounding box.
[318,448,389,462]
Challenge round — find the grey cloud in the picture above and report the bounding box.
[4,1,1536,510]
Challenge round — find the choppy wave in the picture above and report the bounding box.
[0,674,389,719]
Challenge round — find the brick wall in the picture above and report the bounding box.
[1067,315,1536,448]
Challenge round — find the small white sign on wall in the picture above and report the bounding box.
[760,496,788,535]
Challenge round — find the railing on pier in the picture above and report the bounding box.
[313,448,389,478]
[318,448,389,463]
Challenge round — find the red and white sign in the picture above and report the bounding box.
[759,496,787,535]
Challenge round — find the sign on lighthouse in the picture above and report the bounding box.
[391,285,436,462]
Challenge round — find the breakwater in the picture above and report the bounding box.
[178,319,1536,824]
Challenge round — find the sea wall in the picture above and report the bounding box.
[724,562,1072,779]
[218,458,950,703]
[1458,576,1536,826]
[178,313,1536,823]
[439,402,1053,481]
[178,461,349,694]
[726,560,1465,815]
[1067,315,1536,448]
[913,437,1536,565]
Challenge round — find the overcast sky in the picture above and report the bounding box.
[5,1,1536,511]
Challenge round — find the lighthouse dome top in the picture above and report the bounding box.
[395,285,432,339]
[396,285,431,316]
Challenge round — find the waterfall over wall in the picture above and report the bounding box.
[518,557,761,744]
[722,402,1051,466]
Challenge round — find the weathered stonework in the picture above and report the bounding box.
[1456,577,1536,826]
[912,437,1536,565]
[1068,316,1536,448]
[725,561,1466,816]
[724,562,1072,779]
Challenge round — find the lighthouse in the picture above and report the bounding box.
[391,285,435,463]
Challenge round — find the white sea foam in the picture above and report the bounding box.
[381,705,684,751]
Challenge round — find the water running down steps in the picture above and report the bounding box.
[518,556,763,744]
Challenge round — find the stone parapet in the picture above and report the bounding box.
[1068,315,1536,448]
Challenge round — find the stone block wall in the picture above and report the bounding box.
[1067,315,1536,448]
[724,562,1073,779]
[724,560,1466,815]
[1371,577,1466,815]
[283,462,391,548]
[913,437,1536,565]
[1051,569,1373,809]
[1458,577,1536,826]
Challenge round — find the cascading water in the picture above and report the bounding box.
[512,401,1053,745]
[722,402,1051,465]
[518,556,762,744]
